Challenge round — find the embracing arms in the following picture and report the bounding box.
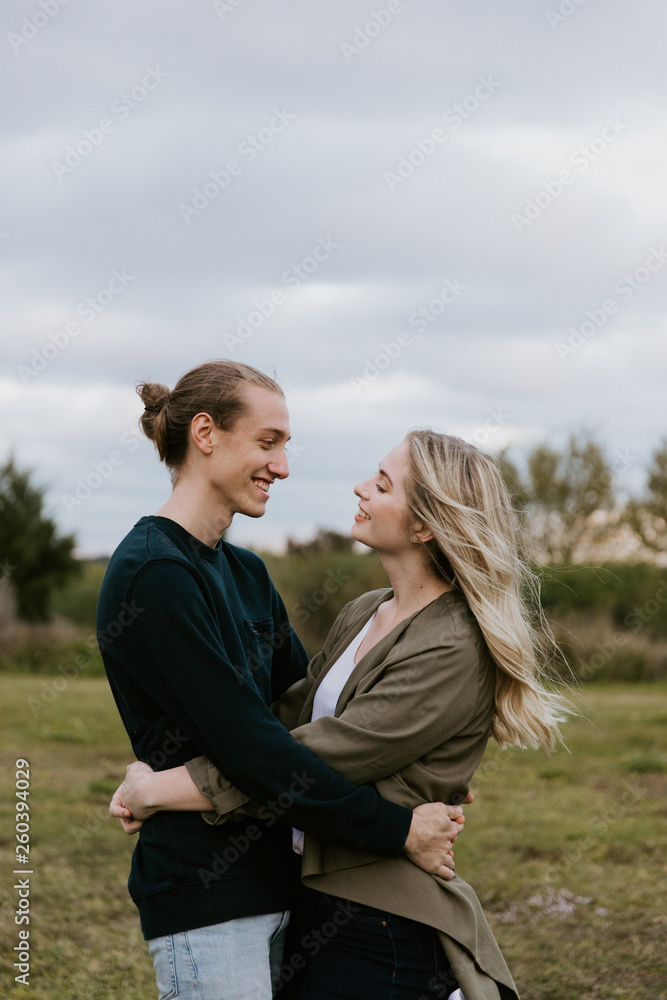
[107,564,461,877]
[111,615,484,875]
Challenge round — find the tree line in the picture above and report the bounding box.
[0,433,666,623]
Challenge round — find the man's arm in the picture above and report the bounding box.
[180,635,481,813]
[118,561,432,862]
[110,760,463,876]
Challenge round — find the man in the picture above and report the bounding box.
[98,360,462,999]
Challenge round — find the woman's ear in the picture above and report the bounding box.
[409,520,434,545]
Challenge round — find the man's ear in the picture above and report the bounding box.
[409,520,434,544]
[189,412,218,456]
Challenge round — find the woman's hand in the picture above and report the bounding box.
[109,783,144,835]
[109,761,156,835]
[115,761,163,821]
[109,760,214,835]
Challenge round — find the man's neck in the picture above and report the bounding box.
[156,484,232,548]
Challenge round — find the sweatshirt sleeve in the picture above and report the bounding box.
[186,611,483,818]
[122,560,411,857]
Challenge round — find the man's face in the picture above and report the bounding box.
[206,385,291,520]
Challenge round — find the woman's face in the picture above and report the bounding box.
[352,439,416,554]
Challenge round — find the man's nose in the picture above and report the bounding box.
[268,450,289,480]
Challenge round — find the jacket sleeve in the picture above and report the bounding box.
[123,561,411,857]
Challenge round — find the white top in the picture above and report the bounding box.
[292,612,376,855]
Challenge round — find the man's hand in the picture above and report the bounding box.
[403,794,473,880]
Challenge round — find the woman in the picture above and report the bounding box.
[113,429,566,1000]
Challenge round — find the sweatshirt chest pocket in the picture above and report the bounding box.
[242,618,276,702]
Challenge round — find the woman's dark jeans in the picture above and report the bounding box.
[277,886,459,1000]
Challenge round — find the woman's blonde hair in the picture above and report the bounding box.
[137,360,283,483]
[405,429,567,752]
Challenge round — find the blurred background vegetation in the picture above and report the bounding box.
[0,432,666,683]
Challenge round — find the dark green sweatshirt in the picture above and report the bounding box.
[97,516,411,939]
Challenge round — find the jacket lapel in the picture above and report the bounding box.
[295,591,392,726]
[296,589,442,726]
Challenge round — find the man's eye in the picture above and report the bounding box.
[262,440,275,447]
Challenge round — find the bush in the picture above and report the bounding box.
[540,563,667,640]
[262,548,388,656]
[0,631,104,676]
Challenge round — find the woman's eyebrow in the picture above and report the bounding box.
[378,467,393,486]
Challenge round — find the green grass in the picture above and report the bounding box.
[1,679,665,999]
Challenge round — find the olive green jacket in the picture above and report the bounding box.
[186,589,520,1000]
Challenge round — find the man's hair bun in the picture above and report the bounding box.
[136,381,171,456]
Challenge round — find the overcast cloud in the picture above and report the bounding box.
[1,0,665,554]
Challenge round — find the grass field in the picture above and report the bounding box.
[1,677,665,999]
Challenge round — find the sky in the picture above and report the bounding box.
[1,0,665,555]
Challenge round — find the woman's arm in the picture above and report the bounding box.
[108,642,334,830]
[110,602,360,827]
[109,759,466,877]
[109,760,211,827]
[113,636,481,826]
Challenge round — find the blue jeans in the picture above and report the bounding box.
[147,910,290,1000]
[278,888,459,999]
